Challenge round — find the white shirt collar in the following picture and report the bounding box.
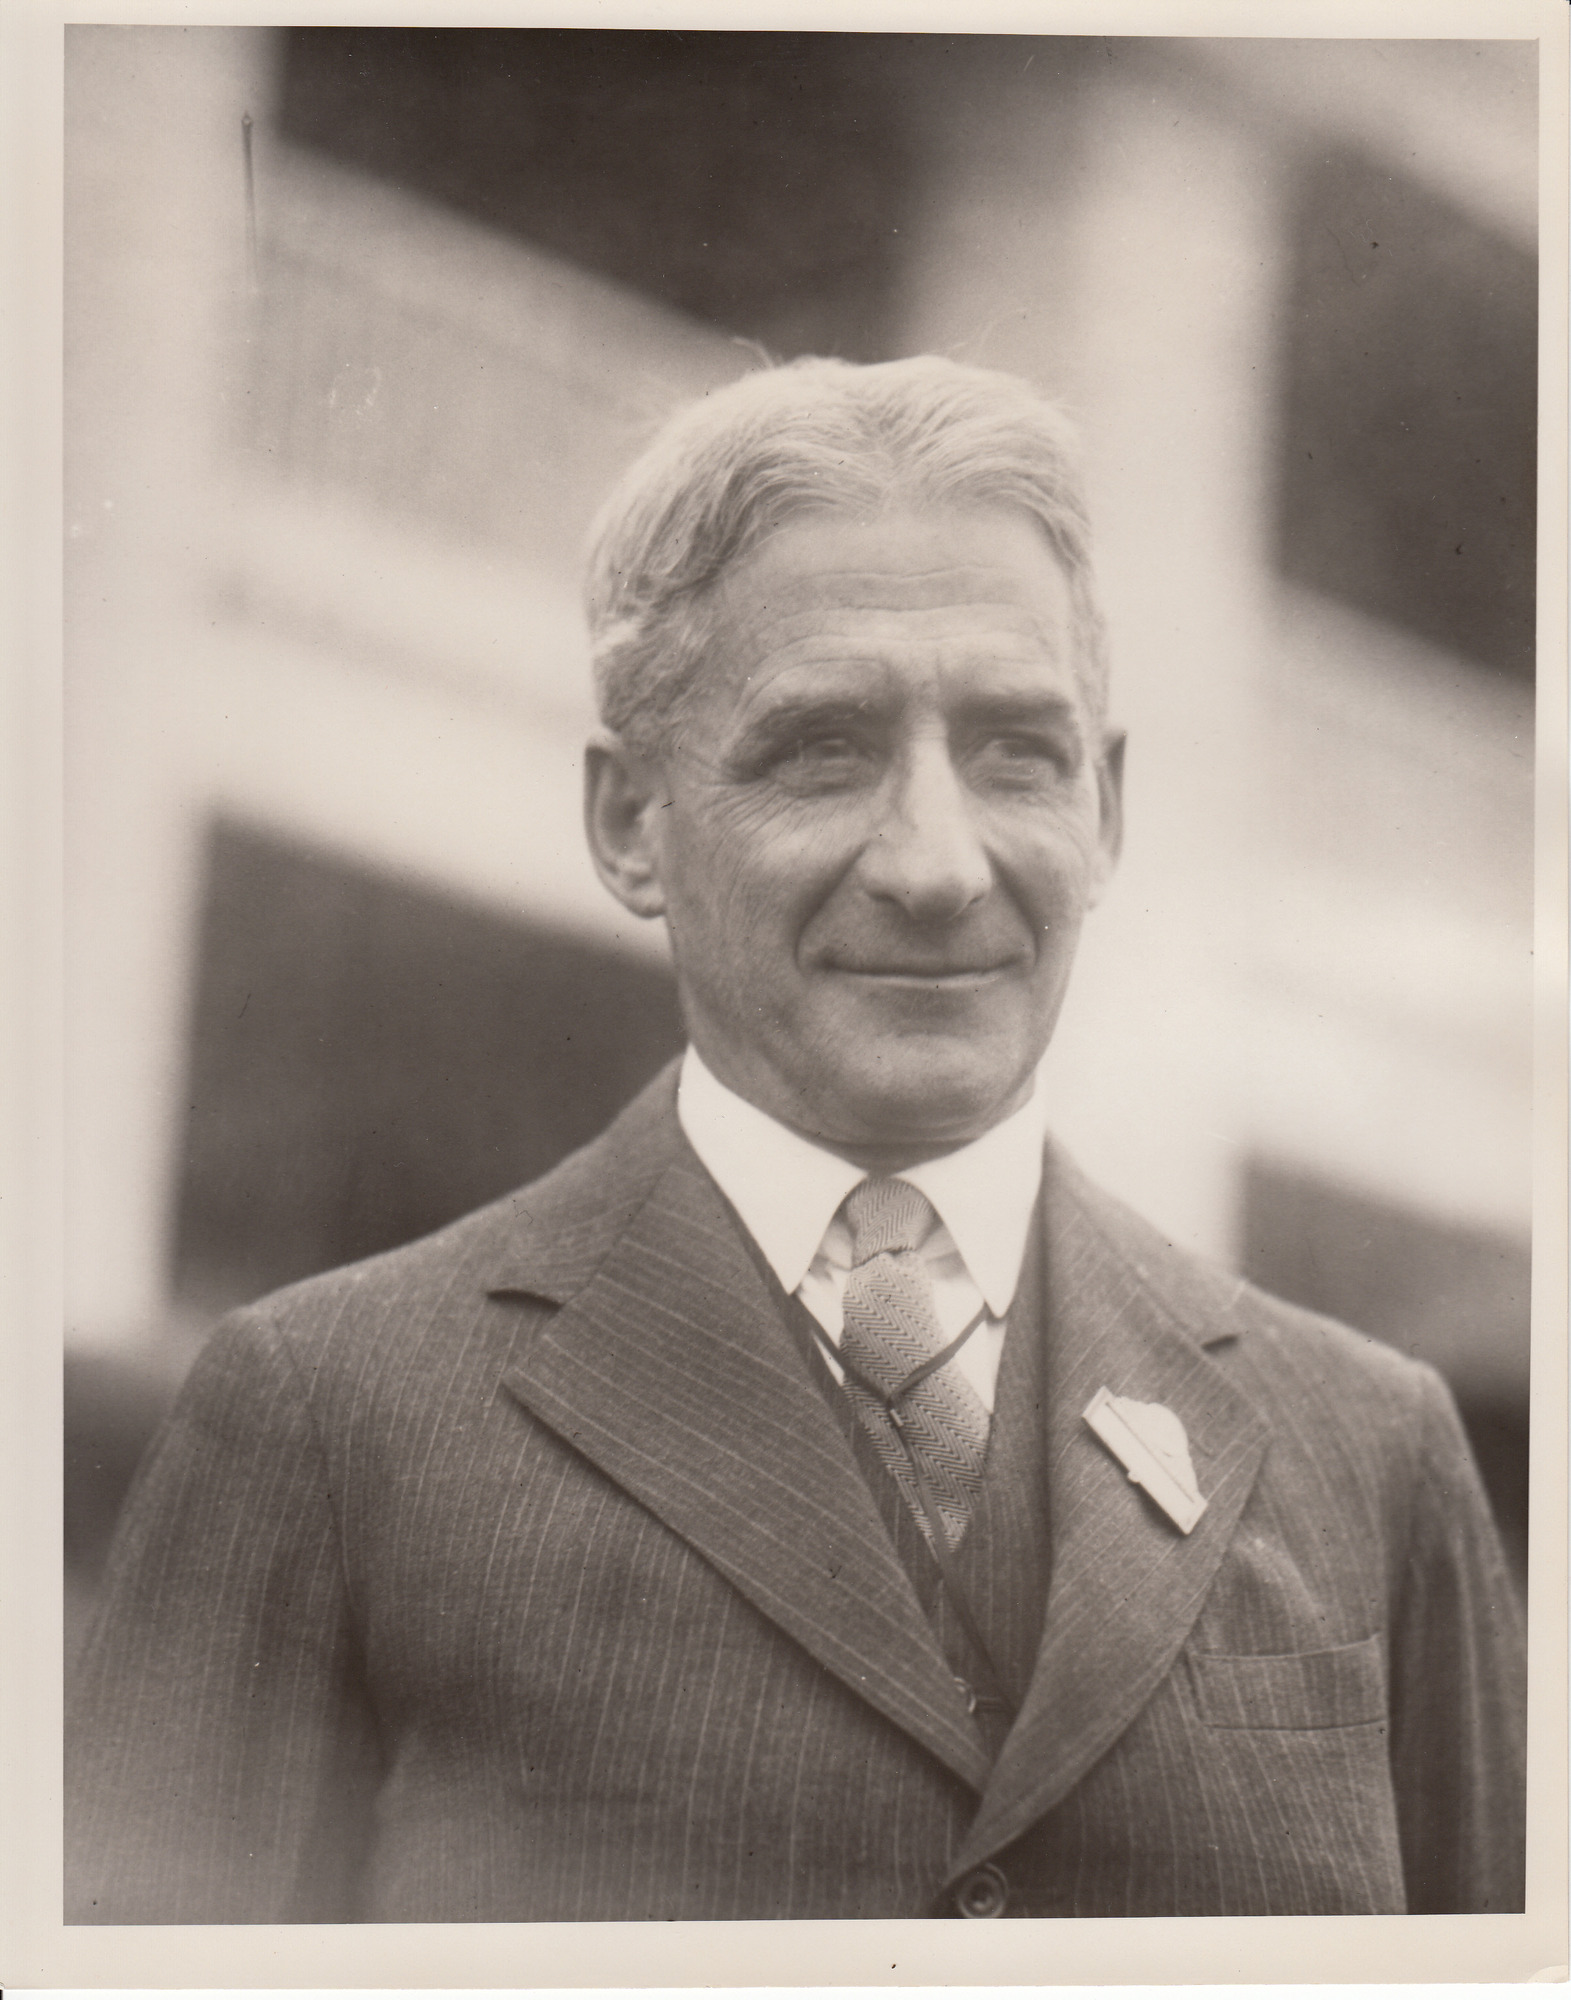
[676,1046,1048,1317]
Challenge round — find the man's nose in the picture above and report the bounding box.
[857,742,992,922]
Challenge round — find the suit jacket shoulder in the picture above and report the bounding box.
[238,1061,687,1365]
[1051,1139,1450,1477]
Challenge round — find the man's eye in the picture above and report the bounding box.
[973,734,1069,780]
[774,735,869,779]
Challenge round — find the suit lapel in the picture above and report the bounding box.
[948,1150,1271,1879]
[493,1099,991,1794]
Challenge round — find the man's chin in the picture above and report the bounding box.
[802,1055,1036,1164]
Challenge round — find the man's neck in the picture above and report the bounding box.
[688,1049,1036,1179]
[808,1135,982,1177]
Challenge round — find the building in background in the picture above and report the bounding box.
[64,30,1537,1626]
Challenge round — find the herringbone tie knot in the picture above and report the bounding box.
[838,1178,990,1546]
[845,1176,934,1264]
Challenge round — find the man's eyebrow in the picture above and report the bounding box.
[957,688,1081,723]
[955,687,1088,747]
[730,694,881,751]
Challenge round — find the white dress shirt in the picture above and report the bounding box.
[676,1047,1048,1412]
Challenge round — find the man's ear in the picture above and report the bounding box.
[1088,727,1126,905]
[584,730,672,919]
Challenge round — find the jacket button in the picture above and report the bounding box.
[956,1863,1008,1918]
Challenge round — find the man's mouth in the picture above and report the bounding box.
[829,961,1018,984]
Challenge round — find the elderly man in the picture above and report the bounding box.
[69,357,1524,1923]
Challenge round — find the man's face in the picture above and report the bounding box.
[591,505,1122,1164]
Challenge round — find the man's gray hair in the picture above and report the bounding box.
[584,354,1108,756]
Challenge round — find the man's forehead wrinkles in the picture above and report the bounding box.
[729,562,1062,616]
[764,556,1031,588]
[728,646,1075,708]
[718,604,1066,663]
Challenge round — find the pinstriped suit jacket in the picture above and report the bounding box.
[67,1064,1525,1922]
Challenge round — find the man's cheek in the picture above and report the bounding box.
[1015,823,1104,909]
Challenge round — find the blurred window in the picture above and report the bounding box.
[170,818,685,1314]
[277,27,916,361]
[1276,146,1536,680]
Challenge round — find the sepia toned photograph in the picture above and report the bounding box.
[52,19,1547,1950]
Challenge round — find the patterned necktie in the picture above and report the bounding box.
[837,1177,991,1549]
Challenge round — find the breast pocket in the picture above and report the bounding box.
[1186,1634,1386,1731]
